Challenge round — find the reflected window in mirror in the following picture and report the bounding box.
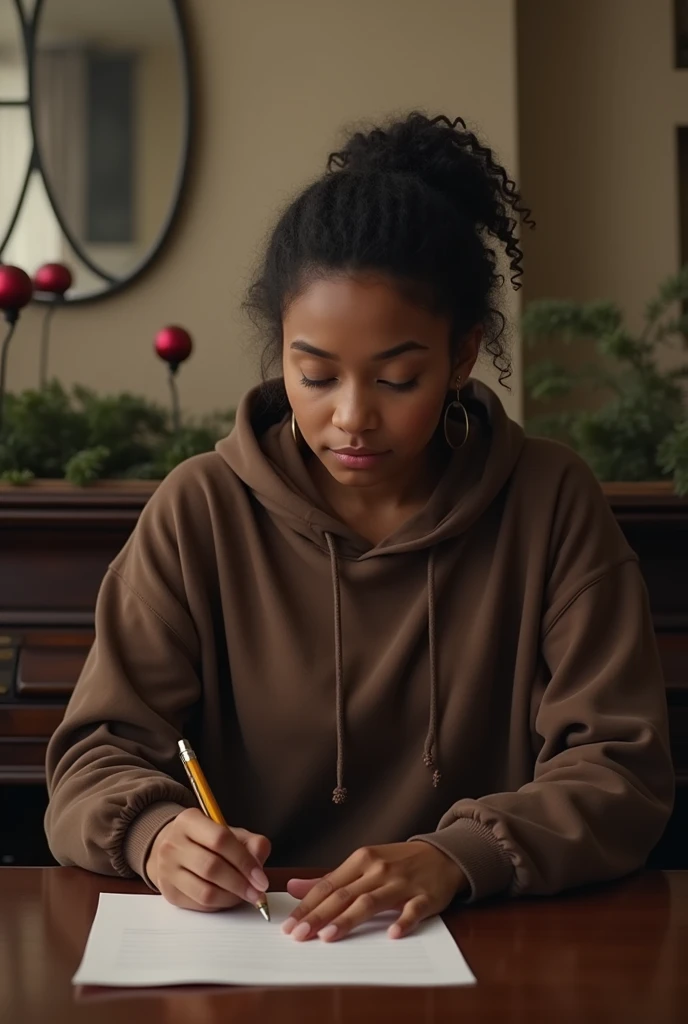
[676,0,688,68]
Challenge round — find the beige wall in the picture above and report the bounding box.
[10,0,522,421]
[137,45,183,258]
[518,0,688,414]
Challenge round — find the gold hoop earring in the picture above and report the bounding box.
[443,378,469,450]
[291,411,300,445]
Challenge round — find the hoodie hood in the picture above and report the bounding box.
[217,378,525,559]
[218,379,526,800]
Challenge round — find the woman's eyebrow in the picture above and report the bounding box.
[289,340,429,361]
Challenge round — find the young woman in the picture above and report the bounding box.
[45,113,673,945]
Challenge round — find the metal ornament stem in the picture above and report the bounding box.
[0,317,19,432]
[168,364,181,434]
[38,304,56,389]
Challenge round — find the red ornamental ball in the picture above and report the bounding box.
[0,265,33,311]
[33,262,73,296]
[155,325,193,366]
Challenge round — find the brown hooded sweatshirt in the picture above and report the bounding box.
[45,380,674,901]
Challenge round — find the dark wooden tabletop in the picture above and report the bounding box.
[2,868,687,1024]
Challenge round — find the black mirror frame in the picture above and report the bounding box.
[0,0,194,304]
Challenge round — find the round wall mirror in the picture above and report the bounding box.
[0,0,192,302]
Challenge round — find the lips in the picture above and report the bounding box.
[330,447,390,469]
[333,448,383,456]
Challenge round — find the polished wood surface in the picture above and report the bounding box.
[1,868,687,1024]
[1,481,687,867]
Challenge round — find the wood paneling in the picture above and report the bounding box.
[0,481,686,866]
[16,633,92,696]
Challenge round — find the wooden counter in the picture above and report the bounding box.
[2,867,687,1024]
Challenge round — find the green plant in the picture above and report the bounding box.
[0,382,235,484]
[523,267,688,494]
[0,468,34,485]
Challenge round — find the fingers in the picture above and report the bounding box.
[286,878,321,900]
[155,834,261,909]
[233,828,272,868]
[152,880,227,913]
[282,847,396,941]
[177,810,269,891]
[388,894,432,939]
[281,843,452,943]
[295,883,404,942]
[282,856,363,936]
[149,809,272,912]
[152,874,245,914]
[174,867,259,912]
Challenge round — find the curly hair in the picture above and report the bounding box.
[244,112,533,388]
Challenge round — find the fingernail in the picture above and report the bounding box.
[251,868,269,890]
[246,886,261,903]
[292,921,311,941]
[318,924,338,942]
[282,916,297,935]
[388,924,402,939]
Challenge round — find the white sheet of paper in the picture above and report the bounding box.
[72,892,475,988]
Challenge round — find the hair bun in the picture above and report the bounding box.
[329,112,467,182]
[328,112,533,256]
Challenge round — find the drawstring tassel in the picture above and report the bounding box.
[332,785,348,804]
[423,752,442,787]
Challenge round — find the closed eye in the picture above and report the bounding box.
[299,375,419,392]
[300,375,335,389]
[382,378,419,392]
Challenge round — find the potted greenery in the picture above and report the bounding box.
[0,299,233,487]
[523,266,688,495]
[0,382,234,486]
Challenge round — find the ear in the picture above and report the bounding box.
[449,325,483,389]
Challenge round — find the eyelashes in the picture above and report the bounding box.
[299,375,419,393]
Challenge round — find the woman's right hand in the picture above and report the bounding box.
[145,807,271,912]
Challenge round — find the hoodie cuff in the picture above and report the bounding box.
[123,800,187,887]
[410,816,514,902]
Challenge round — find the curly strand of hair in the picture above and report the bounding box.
[431,117,534,290]
[349,113,533,294]
[485,309,512,388]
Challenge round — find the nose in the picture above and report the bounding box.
[331,383,379,436]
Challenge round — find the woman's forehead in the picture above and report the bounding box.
[283,274,450,352]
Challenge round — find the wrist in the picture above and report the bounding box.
[122,801,186,885]
[145,820,173,888]
[410,839,468,896]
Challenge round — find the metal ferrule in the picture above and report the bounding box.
[178,739,196,764]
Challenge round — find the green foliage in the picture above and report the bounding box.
[523,267,688,494]
[64,446,111,486]
[522,299,623,343]
[658,419,688,496]
[0,382,235,485]
[0,468,34,485]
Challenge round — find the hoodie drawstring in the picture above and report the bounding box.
[324,533,441,803]
[325,533,348,804]
[423,549,442,787]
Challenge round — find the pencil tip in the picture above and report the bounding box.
[260,905,270,922]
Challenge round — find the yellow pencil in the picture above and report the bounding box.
[177,738,270,921]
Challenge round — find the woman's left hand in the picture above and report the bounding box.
[282,841,467,942]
